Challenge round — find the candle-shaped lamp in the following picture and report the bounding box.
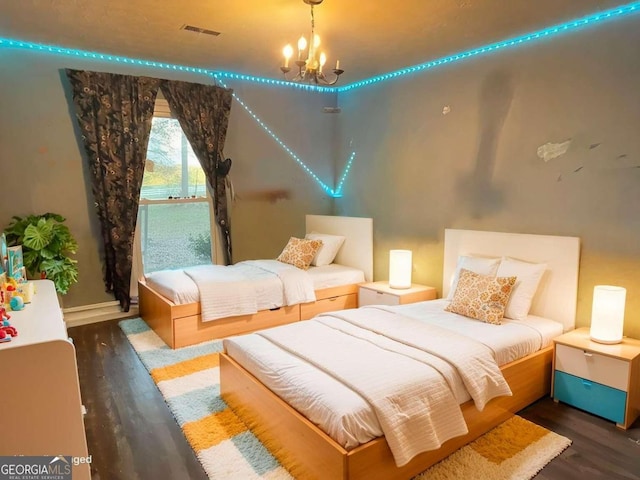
[319,52,326,73]
[297,36,307,60]
[283,44,293,68]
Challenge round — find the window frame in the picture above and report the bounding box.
[132,98,217,287]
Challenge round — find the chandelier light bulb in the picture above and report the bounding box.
[314,34,321,48]
[319,52,326,72]
[283,44,294,68]
[297,36,307,59]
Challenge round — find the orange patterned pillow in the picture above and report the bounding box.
[445,268,516,325]
[277,237,323,270]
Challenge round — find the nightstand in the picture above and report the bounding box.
[358,281,436,307]
[552,327,640,429]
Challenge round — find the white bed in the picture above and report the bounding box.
[224,299,564,451]
[145,263,366,306]
[139,214,373,349]
[220,228,581,480]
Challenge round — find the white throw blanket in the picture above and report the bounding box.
[184,260,316,322]
[244,260,316,306]
[330,306,513,411]
[256,307,511,467]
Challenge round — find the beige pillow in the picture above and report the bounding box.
[276,237,323,270]
[445,268,516,325]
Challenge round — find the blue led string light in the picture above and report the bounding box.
[0,38,334,93]
[213,71,334,93]
[0,38,218,74]
[333,151,356,197]
[214,75,354,197]
[337,1,640,92]
[1,1,638,93]
[2,1,637,196]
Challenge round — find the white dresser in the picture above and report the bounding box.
[0,280,90,479]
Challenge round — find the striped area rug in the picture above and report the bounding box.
[119,318,292,479]
[120,318,571,480]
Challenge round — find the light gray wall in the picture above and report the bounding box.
[2,14,638,339]
[0,49,338,308]
[225,83,339,261]
[335,15,640,338]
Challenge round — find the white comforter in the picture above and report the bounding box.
[255,306,512,466]
[183,260,316,322]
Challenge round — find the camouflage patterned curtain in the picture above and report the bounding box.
[66,69,160,311]
[159,80,234,265]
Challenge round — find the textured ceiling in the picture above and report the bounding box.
[0,0,630,83]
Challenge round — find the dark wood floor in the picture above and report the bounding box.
[68,319,640,480]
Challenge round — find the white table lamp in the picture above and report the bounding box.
[389,249,412,289]
[590,285,626,344]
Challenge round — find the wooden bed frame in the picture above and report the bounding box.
[139,215,373,349]
[220,228,581,479]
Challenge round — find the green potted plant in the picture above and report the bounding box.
[4,213,79,294]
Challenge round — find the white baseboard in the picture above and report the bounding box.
[63,301,139,328]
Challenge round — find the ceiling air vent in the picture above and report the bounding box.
[180,24,221,37]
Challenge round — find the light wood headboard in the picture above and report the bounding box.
[443,229,580,331]
[306,215,373,282]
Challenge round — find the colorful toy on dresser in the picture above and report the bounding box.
[0,236,27,342]
[0,306,18,343]
[1,276,28,311]
[0,239,31,312]
[0,234,23,282]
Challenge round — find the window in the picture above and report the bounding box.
[137,99,215,274]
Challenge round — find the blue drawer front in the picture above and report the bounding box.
[554,371,626,424]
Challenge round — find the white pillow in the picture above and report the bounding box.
[496,257,547,321]
[305,232,346,266]
[447,255,501,300]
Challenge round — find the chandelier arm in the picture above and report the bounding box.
[315,69,343,86]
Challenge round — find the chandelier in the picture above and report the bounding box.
[281,0,344,85]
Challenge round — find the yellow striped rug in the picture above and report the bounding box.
[120,318,571,479]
